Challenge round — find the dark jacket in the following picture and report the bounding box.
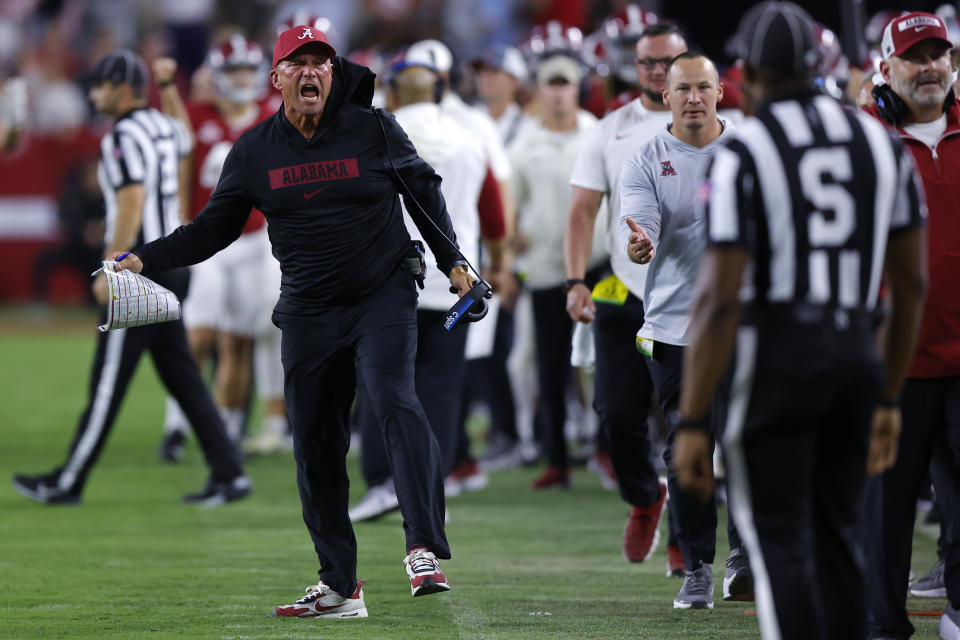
[136,57,462,312]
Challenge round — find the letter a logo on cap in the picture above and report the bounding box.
[298,27,314,40]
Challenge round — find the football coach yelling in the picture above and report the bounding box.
[111,25,475,618]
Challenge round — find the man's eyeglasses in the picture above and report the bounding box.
[636,57,673,70]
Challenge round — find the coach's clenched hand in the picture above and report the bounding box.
[106,251,144,274]
[448,265,474,298]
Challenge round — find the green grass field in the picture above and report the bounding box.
[0,310,946,639]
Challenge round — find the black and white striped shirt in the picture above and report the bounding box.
[97,107,191,248]
[702,90,926,312]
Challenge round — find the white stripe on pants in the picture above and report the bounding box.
[59,328,127,489]
[722,326,782,640]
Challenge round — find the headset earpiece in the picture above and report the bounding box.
[872,83,906,126]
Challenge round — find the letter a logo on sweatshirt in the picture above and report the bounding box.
[299,28,314,40]
[661,160,677,177]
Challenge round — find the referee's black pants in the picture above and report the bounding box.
[593,292,662,509]
[275,266,449,598]
[647,341,740,569]
[863,375,960,639]
[357,309,469,484]
[57,311,243,494]
[724,317,879,640]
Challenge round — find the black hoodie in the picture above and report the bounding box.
[135,57,462,313]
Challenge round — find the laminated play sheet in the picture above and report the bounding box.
[93,260,181,332]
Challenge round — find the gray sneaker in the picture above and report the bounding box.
[723,547,755,602]
[673,562,714,609]
[938,603,960,640]
[912,559,947,598]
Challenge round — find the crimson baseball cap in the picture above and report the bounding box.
[272,25,336,68]
[880,12,953,60]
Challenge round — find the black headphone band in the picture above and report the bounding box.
[873,83,955,127]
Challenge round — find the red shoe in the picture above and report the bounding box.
[272,580,367,618]
[623,479,668,562]
[666,543,685,578]
[587,450,618,490]
[403,547,451,597]
[531,465,571,489]
[445,459,489,495]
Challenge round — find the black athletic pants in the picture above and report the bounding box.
[592,291,661,508]
[275,266,449,598]
[57,309,243,494]
[529,284,575,468]
[357,309,469,485]
[724,316,879,640]
[646,341,740,569]
[863,375,960,639]
[528,265,607,469]
[457,303,518,457]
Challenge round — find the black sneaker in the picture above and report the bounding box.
[182,476,252,506]
[723,547,755,601]
[158,430,186,463]
[12,471,81,505]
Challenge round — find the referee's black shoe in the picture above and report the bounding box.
[182,475,252,507]
[11,470,81,505]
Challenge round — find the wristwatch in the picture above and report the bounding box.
[666,410,709,433]
[563,278,586,294]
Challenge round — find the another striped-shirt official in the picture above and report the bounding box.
[97,107,192,248]
[702,91,926,314]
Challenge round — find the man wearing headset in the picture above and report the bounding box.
[349,58,506,522]
[110,25,475,618]
[861,11,960,640]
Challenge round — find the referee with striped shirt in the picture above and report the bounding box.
[671,4,927,639]
[12,50,250,506]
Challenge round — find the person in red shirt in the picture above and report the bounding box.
[157,35,288,459]
[860,12,960,640]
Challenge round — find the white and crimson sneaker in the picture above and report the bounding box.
[272,580,368,618]
[403,547,450,597]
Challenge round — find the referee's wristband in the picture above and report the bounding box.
[666,410,709,433]
[157,80,175,89]
[877,398,899,409]
[563,278,586,294]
